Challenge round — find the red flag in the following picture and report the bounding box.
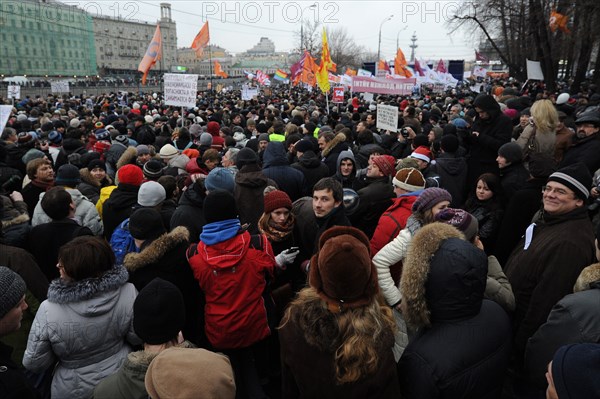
[549,9,570,33]
[191,21,210,58]
[378,60,390,72]
[436,59,447,73]
[214,61,228,78]
[138,25,162,85]
[475,51,489,63]
[413,59,424,76]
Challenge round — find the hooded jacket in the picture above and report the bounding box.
[334,150,357,188]
[77,168,115,205]
[431,152,468,207]
[262,142,305,201]
[188,226,275,350]
[169,182,206,242]
[321,132,349,176]
[234,164,277,234]
[370,191,421,256]
[398,223,511,399]
[102,183,139,240]
[291,151,330,197]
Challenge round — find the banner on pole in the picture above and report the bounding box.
[526,59,544,80]
[241,87,259,100]
[51,81,70,93]
[332,87,344,103]
[7,85,20,99]
[0,105,13,135]
[376,104,399,132]
[163,74,199,108]
[352,77,416,95]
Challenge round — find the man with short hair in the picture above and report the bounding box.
[21,158,55,216]
[505,163,596,359]
[560,113,600,173]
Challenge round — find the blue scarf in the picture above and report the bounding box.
[200,219,241,245]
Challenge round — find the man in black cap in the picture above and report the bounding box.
[505,162,596,360]
[560,113,600,173]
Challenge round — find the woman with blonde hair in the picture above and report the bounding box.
[279,226,400,398]
[516,99,558,161]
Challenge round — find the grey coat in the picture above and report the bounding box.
[23,265,139,399]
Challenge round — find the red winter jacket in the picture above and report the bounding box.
[370,194,418,256]
[189,231,275,350]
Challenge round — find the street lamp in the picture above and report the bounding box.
[300,3,317,53]
[377,14,393,61]
[396,25,408,50]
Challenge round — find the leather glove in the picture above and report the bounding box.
[275,248,300,269]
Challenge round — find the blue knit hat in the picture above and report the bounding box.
[204,167,235,194]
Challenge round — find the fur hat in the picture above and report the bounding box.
[55,164,81,186]
[145,347,236,399]
[138,181,166,207]
[133,278,184,344]
[412,187,452,214]
[204,189,238,224]
[159,144,179,160]
[117,164,144,186]
[393,168,425,192]
[410,146,433,163]
[552,343,600,399]
[264,190,292,213]
[498,142,522,164]
[0,266,26,319]
[435,208,479,242]
[371,155,396,177]
[547,162,592,200]
[309,226,378,313]
[204,167,235,194]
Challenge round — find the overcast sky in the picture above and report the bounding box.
[84,1,477,61]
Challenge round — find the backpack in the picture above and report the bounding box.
[110,218,139,265]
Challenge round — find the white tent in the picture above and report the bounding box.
[2,76,29,84]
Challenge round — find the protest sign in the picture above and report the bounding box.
[164,74,198,107]
[332,87,344,103]
[0,105,12,135]
[376,104,399,132]
[7,85,20,99]
[51,81,70,93]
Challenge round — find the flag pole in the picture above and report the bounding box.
[326,92,329,114]
[208,43,213,92]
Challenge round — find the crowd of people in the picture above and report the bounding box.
[0,79,599,399]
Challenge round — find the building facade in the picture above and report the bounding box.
[177,45,233,75]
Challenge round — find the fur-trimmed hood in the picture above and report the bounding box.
[116,146,138,170]
[123,226,190,272]
[47,264,129,305]
[401,223,487,329]
[574,263,600,292]
[79,167,114,188]
[126,340,195,369]
[322,132,347,157]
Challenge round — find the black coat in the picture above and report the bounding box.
[170,182,206,242]
[349,177,394,239]
[499,162,529,205]
[234,165,276,234]
[291,151,330,197]
[432,153,468,208]
[102,183,139,240]
[559,133,600,173]
[262,142,306,201]
[21,182,46,217]
[0,342,38,399]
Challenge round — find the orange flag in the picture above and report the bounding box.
[394,48,413,78]
[345,68,357,76]
[191,21,210,58]
[138,25,162,85]
[294,51,317,87]
[214,61,228,78]
[549,9,570,33]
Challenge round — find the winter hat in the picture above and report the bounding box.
[258,133,270,143]
[143,159,164,180]
[393,168,425,192]
[199,133,213,146]
[133,278,185,344]
[547,162,592,200]
[528,153,557,179]
[138,181,167,207]
[117,164,144,186]
[498,142,522,164]
[371,155,396,177]
[294,139,314,153]
[264,190,292,213]
[412,187,452,213]
[159,144,178,160]
[69,118,81,128]
[145,347,236,399]
[0,266,26,319]
[204,167,235,194]
[440,134,459,154]
[396,157,419,170]
[55,164,81,186]
[410,146,432,163]
[94,121,104,130]
[309,226,378,313]
[503,108,519,119]
[114,135,129,146]
[182,149,199,159]
[129,207,166,242]
[556,92,570,105]
[88,159,106,172]
[236,147,259,169]
[552,343,600,399]
[435,208,479,242]
[233,132,246,143]
[48,130,63,145]
[95,128,110,141]
[144,115,154,124]
[207,121,220,136]
[21,149,45,165]
[136,144,150,156]
[204,189,238,224]
[452,118,468,129]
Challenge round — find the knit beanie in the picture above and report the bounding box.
[396,157,419,170]
[55,164,81,186]
[204,189,238,224]
[236,147,259,169]
[199,133,213,147]
[294,139,314,153]
[0,266,26,319]
[371,155,396,177]
[88,159,106,172]
[114,135,129,146]
[552,343,600,399]
[129,207,167,241]
[393,168,425,192]
[136,145,150,156]
[159,144,179,160]
[143,159,164,180]
[204,167,235,194]
[498,142,522,164]
[117,164,144,186]
[133,278,185,344]
[137,181,167,207]
[435,208,479,242]
[258,133,270,143]
[440,134,459,153]
[69,118,81,128]
[145,347,236,399]
[309,226,378,313]
[182,149,200,159]
[22,149,46,166]
[264,190,292,213]
[48,130,63,145]
[528,153,557,179]
[95,129,110,141]
[547,162,592,200]
[412,187,452,213]
[207,121,220,136]
[410,146,433,163]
